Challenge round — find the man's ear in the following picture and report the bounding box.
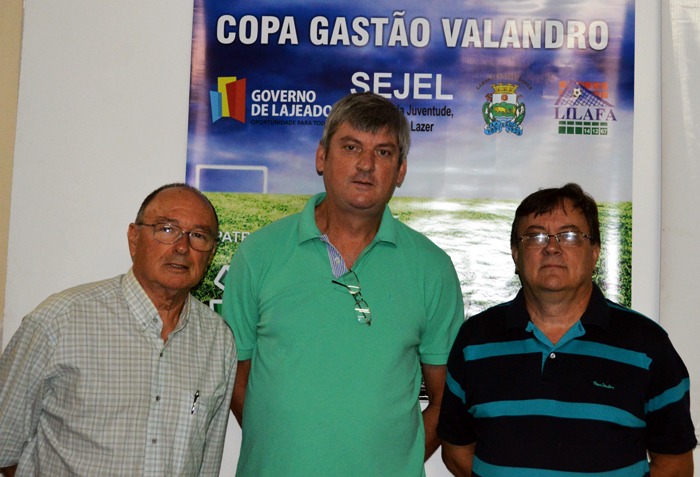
[396,159,407,188]
[315,142,326,176]
[206,244,218,268]
[127,223,139,261]
[592,242,601,267]
[511,245,519,274]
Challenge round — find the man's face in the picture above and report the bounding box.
[128,188,217,300]
[511,200,600,297]
[316,122,407,216]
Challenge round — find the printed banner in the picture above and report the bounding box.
[186,0,634,315]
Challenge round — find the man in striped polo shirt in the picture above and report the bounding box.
[437,183,696,476]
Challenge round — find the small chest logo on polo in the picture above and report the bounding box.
[593,381,615,390]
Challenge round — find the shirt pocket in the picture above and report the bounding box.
[171,391,220,475]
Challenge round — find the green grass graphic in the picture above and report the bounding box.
[194,193,632,315]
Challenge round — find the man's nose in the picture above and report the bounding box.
[543,234,562,254]
[356,150,375,172]
[173,232,192,254]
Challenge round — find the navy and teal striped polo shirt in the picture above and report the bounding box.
[437,285,696,476]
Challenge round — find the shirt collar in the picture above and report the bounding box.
[297,192,398,246]
[122,268,191,332]
[506,282,610,331]
[579,284,610,328]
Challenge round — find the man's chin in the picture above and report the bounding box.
[533,276,569,292]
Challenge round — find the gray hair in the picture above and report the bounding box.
[319,92,411,166]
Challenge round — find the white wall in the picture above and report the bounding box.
[2,1,697,475]
[5,0,195,338]
[660,0,700,439]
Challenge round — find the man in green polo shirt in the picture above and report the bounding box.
[222,92,465,476]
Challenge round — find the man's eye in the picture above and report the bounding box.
[160,225,174,233]
[529,234,547,241]
[345,145,356,151]
[560,232,580,241]
[191,232,205,240]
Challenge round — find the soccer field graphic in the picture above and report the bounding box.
[193,193,631,317]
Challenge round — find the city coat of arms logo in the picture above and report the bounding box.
[482,83,526,136]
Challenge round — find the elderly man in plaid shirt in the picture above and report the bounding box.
[0,183,236,477]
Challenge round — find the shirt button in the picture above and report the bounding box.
[152,317,158,323]
[334,257,340,263]
[550,352,556,359]
[155,396,160,402]
[152,438,157,444]
[159,352,163,358]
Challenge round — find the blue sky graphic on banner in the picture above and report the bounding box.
[187,0,634,202]
[186,0,634,313]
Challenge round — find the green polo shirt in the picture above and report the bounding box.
[223,193,464,477]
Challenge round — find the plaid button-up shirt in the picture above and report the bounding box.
[0,269,236,476]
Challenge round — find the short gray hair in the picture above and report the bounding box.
[319,92,411,166]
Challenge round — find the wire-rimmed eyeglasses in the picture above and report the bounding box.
[332,270,371,325]
[138,223,216,252]
[518,231,592,249]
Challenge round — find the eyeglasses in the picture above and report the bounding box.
[332,270,371,325]
[138,223,216,252]
[518,231,592,249]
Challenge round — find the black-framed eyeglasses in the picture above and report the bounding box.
[332,270,371,325]
[138,223,216,252]
[518,231,592,249]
